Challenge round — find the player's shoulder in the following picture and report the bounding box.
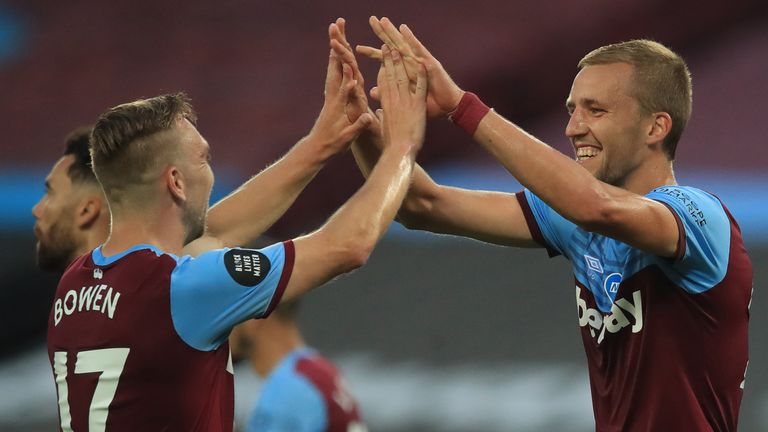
[647,184,730,226]
[58,250,96,281]
[261,349,326,406]
[647,185,723,209]
[251,351,328,431]
[273,348,323,380]
[297,353,339,380]
[60,244,177,286]
[91,244,180,267]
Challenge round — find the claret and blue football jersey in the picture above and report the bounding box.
[517,185,752,431]
[47,241,294,431]
[248,348,366,432]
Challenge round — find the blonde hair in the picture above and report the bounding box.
[579,40,692,159]
[90,93,197,207]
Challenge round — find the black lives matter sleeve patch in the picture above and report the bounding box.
[224,249,272,286]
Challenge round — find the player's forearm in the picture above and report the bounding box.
[350,130,381,179]
[351,129,448,231]
[474,110,613,226]
[205,136,332,247]
[321,143,416,268]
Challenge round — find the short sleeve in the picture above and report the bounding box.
[247,372,326,432]
[170,241,295,350]
[516,190,579,259]
[647,186,731,293]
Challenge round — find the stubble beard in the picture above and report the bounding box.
[36,220,78,273]
[182,203,208,245]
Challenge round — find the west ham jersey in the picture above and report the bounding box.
[248,348,366,432]
[47,241,294,432]
[517,186,752,432]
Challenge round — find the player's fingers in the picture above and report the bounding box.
[329,22,339,40]
[356,45,382,60]
[390,48,410,98]
[400,24,432,59]
[330,40,365,86]
[331,19,357,65]
[365,107,383,135]
[339,63,356,97]
[338,111,373,143]
[329,23,347,59]
[336,17,354,51]
[376,55,392,110]
[381,45,397,105]
[380,17,410,55]
[369,86,381,102]
[369,16,396,48]
[325,49,342,93]
[331,40,357,67]
[414,61,428,99]
[350,111,373,133]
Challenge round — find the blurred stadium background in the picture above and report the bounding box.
[1,0,766,430]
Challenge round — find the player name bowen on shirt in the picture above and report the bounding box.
[53,284,121,326]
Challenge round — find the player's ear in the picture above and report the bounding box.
[74,193,104,229]
[166,165,187,203]
[647,111,672,149]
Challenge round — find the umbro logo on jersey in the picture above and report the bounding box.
[93,268,103,279]
[584,255,604,274]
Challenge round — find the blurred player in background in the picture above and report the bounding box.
[231,299,366,432]
[33,127,109,273]
[42,21,426,432]
[343,16,753,432]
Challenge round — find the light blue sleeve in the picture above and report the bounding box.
[521,189,580,260]
[170,242,293,350]
[647,186,731,293]
[247,371,327,432]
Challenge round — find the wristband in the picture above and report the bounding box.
[449,92,491,136]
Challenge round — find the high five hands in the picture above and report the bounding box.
[329,17,429,151]
[356,16,464,119]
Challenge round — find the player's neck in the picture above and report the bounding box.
[621,157,676,196]
[252,323,305,378]
[82,213,111,255]
[101,207,185,257]
[66,215,111,264]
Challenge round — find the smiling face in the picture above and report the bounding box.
[565,63,655,187]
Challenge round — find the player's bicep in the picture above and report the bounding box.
[170,243,293,350]
[406,185,538,247]
[181,235,225,257]
[596,196,681,258]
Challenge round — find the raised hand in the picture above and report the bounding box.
[376,44,427,154]
[329,18,370,127]
[357,16,464,119]
[308,26,373,156]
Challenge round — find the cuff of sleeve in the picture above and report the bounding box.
[515,192,560,258]
[449,92,491,136]
[655,201,687,262]
[264,240,295,316]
